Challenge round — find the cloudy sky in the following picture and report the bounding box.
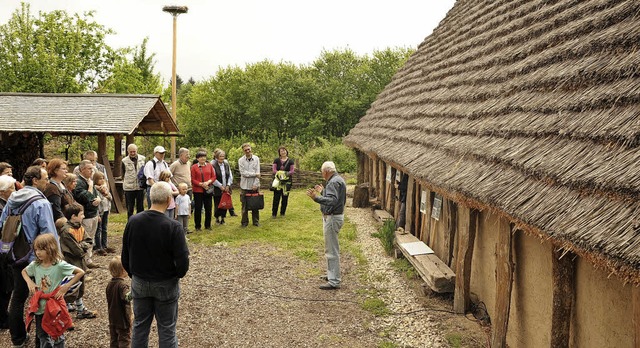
[0,0,455,83]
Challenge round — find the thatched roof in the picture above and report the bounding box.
[0,93,179,135]
[345,0,640,283]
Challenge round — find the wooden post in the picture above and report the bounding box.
[357,151,365,184]
[413,182,422,239]
[453,207,477,314]
[394,170,401,221]
[444,199,457,266]
[97,134,107,164]
[405,174,414,234]
[113,134,123,178]
[372,158,378,198]
[491,219,514,348]
[551,248,575,348]
[634,285,640,348]
[385,166,393,213]
[378,161,385,206]
[100,154,124,214]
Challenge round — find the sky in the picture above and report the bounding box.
[0,0,456,84]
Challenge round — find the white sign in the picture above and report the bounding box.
[431,194,442,221]
[386,166,392,182]
[121,139,127,156]
[395,170,401,183]
[420,190,427,214]
[401,241,434,256]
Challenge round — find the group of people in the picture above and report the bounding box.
[0,141,348,347]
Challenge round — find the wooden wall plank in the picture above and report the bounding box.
[491,219,513,348]
[113,134,123,178]
[453,207,477,314]
[551,248,575,348]
[378,161,385,205]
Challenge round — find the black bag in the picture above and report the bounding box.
[1,196,44,265]
[245,192,264,210]
[137,161,156,189]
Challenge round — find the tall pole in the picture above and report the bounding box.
[163,5,188,161]
[170,14,177,161]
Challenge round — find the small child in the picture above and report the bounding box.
[106,256,132,348]
[59,202,97,319]
[93,171,114,255]
[175,182,191,234]
[159,170,178,219]
[22,234,85,347]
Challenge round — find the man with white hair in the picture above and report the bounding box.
[306,161,347,290]
[122,181,189,347]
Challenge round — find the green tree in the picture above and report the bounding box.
[97,38,162,94]
[0,3,116,93]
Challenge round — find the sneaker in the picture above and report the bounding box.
[95,249,107,256]
[220,220,225,225]
[76,308,97,319]
[253,223,260,227]
[105,247,117,254]
[271,215,277,219]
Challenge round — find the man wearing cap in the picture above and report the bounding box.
[143,146,170,209]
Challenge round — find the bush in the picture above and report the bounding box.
[300,140,357,173]
[371,219,396,256]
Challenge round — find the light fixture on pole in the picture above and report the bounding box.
[162,5,188,161]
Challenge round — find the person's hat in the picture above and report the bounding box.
[154,146,166,153]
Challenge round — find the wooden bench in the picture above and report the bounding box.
[394,231,456,293]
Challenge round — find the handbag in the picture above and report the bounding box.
[245,192,264,210]
[218,191,233,210]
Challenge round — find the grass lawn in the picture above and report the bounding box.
[108,189,363,265]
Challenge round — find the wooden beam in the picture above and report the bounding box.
[372,158,378,198]
[491,219,514,348]
[634,285,640,348]
[378,160,385,205]
[101,154,125,214]
[551,248,574,348]
[413,182,422,239]
[453,207,477,314]
[357,151,365,184]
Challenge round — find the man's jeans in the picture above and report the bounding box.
[323,214,344,287]
[95,211,109,250]
[131,276,180,348]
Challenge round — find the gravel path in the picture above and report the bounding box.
[1,206,485,347]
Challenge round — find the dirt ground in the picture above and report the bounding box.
[1,207,488,347]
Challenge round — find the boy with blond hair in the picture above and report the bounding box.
[106,256,132,348]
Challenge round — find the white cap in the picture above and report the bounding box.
[154,146,166,153]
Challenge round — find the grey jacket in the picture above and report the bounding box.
[314,173,346,215]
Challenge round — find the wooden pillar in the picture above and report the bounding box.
[356,151,365,184]
[444,199,457,266]
[551,249,575,348]
[97,134,107,163]
[113,134,123,178]
[126,134,135,147]
[393,170,401,221]
[371,157,378,198]
[405,174,414,234]
[413,182,422,238]
[634,285,640,348]
[454,207,477,314]
[378,161,385,206]
[491,219,514,348]
[385,166,393,213]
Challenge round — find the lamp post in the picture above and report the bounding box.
[162,5,188,161]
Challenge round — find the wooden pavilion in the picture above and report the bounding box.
[0,93,179,212]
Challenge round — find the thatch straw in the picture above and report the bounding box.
[345,0,640,283]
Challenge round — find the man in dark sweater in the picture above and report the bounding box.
[121,181,189,348]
